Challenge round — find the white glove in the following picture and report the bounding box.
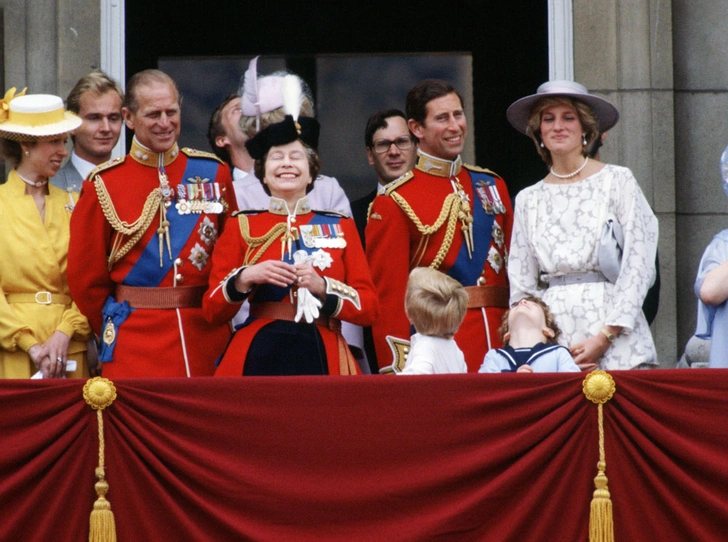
[292,250,323,323]
[294,287,322,323]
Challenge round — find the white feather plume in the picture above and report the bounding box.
[281,74,303,121]
[241,56,260,131]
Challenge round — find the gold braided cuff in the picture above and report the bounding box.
[324,277,361,311]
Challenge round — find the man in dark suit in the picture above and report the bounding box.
[351,109,417,247]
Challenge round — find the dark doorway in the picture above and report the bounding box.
[126,0,548,199]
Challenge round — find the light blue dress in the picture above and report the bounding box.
[694,230,728,368]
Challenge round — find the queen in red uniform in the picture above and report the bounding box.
[204,110,378,376]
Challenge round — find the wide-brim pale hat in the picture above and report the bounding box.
[0,91,81,141]
[506,80,619,135]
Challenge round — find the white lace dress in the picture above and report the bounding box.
[508,164,658,369]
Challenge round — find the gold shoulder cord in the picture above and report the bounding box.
[389,191,460,269]
[237,215,289,265]
[94,175,162,270]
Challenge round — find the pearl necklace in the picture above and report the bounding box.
[550,156,589,179]
[17,172,48,187]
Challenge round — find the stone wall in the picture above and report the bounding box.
[672,0,728,362]
[3,0,100,100]
[574,0,678,365]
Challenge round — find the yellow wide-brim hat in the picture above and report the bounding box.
[0,91,81,141]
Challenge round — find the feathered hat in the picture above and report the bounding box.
[245,74,320,159]
[240,56,287,133]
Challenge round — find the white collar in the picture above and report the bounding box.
[232,166,249,182]
[70,152,98,180]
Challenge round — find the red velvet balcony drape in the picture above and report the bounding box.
[1,370,727,541]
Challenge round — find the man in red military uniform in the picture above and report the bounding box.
[68,69,237,377]
[366,79,513,373]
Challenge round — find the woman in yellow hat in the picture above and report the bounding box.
[0,89,94,378]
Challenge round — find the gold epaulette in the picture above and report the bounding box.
[463,163,500,178]
[88,156,126,181]
[383,170,414,195]
[181,147,225,165]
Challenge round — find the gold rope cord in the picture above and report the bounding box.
[94,176,162,268]
[583,370,616,542]
[237,214,289,265]
[391,192,460,270]
[83,377,118,542]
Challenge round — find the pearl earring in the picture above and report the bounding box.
[539,141,545,149]
[25,150,29,157]
[582,134,587,146]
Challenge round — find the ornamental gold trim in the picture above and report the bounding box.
[83,377,117,411]
[583,370,616,404]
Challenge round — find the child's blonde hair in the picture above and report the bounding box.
[405,267,468,338]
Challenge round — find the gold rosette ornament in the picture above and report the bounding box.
[0,87,27,122]
[83,377,118,542]
[582,370,616,542]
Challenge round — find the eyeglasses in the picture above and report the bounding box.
[371,136,413,154]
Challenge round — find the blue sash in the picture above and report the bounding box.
[98,296,132,363]
[123,157,219,286]
[447,170,496,286]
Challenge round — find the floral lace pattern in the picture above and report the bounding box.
[508,164,659,369]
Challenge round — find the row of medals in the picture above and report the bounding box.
[162,182,224,215]
[476,180,506,215]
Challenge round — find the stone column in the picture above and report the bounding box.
[573,0,677,365]
[3,0,100,99]
[672,0,728,364]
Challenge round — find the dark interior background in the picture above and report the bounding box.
[126,0,549,200]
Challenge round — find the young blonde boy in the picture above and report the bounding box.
[398,267,468,374]
[479,297,580,373]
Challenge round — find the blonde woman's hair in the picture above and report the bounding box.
[405,267,468,338]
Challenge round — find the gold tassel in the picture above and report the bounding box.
[84,377,118,542]
[583,370,616,542]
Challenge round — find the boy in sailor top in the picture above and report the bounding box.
[479,297,580,373]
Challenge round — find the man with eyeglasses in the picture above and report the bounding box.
[351,109,417,372]
[352,109,417,246]
[366,79,514,374]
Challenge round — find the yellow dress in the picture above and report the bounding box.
[0,170,92,378]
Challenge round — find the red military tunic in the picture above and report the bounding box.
[204,197,378,376]
[68,139,237,378]
[366,150,513,373]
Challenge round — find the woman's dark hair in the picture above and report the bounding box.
[0,137,33,167]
